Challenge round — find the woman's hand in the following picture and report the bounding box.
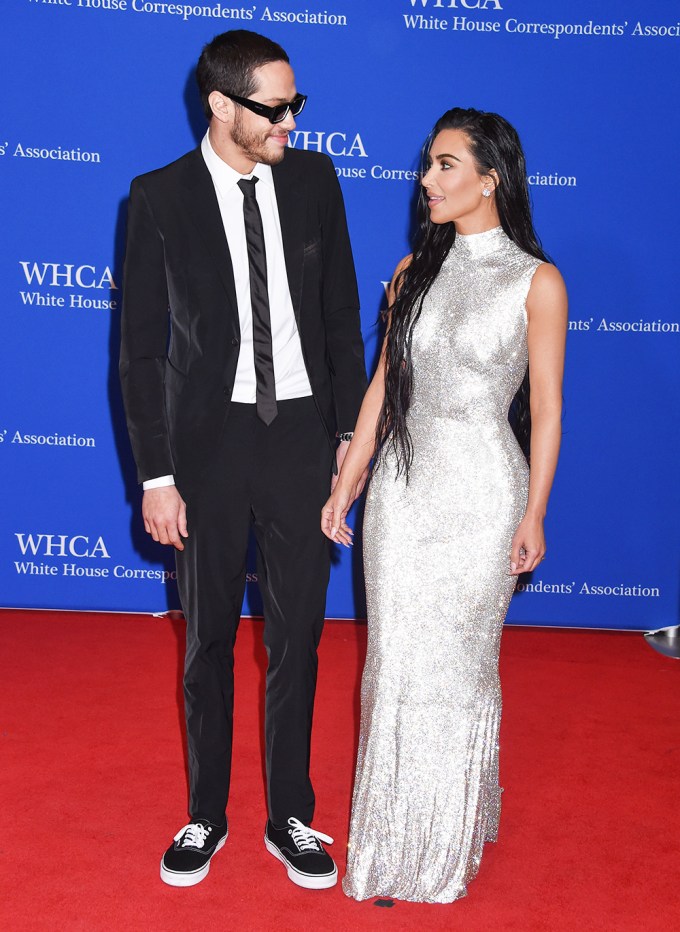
[331,440,369,496]
[509,513,546,575]
[321,480,363,546]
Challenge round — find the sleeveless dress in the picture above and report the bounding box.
[343,227,542,903]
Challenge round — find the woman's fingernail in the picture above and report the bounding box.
[510,562,517,572]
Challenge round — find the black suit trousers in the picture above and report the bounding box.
[176,397,333,827]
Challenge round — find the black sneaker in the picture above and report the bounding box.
[264,817,337,889]
[160,819,228,887]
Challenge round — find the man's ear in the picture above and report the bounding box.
[208,91,232,125]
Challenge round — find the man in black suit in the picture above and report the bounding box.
[120,30,366,890]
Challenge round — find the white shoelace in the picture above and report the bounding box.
[287,817,334,852]
[174,822,212,849]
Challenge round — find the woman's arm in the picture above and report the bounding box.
[509,262,568,575]
[321,256,410,544]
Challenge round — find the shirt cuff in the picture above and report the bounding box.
[142,475,175,490]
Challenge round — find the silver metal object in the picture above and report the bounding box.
[644,625,680,660]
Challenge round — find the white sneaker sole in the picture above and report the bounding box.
[160,832,227,887]
[264,836,338,890]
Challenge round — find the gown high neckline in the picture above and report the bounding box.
[453,225,506,258]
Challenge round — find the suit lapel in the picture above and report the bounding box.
[273,158,306,325]
[179,149,238,316]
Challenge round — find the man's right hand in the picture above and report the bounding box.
[142,486,188,551]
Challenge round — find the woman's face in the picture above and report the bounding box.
[421,129,494,227]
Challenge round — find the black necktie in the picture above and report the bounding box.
[237,177,278,425]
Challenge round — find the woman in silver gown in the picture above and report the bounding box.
[322,109,568,904]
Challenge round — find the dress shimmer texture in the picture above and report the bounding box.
[343,227,541,904]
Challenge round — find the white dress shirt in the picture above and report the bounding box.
[143,131,312,490]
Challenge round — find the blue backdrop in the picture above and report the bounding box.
[2,0,678,628]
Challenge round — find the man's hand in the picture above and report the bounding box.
[142,486,188,551]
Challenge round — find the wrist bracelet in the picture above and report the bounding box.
[336,431,354,442]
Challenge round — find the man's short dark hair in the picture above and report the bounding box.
[196,30,290,121]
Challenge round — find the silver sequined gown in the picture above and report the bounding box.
[343,227,542,904]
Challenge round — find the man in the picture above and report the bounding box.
[120,30,366,890]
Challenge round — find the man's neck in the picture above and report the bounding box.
[207,125,256,175]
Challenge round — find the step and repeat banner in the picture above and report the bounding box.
[1,1,678,628]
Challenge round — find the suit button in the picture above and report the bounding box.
[231,338,238,346]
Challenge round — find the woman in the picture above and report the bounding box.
[321,108,567,903]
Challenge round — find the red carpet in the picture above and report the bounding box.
[1,611,678,931]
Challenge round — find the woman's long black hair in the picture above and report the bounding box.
[375,108,550,478]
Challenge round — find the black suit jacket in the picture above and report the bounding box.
[119,146,367,490]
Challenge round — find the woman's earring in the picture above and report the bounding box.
[482,188,491,198]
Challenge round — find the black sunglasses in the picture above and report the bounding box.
[224,92,307,125]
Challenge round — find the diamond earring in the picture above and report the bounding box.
[482,189,491,198]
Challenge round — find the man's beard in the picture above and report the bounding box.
[232,109,286,166]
